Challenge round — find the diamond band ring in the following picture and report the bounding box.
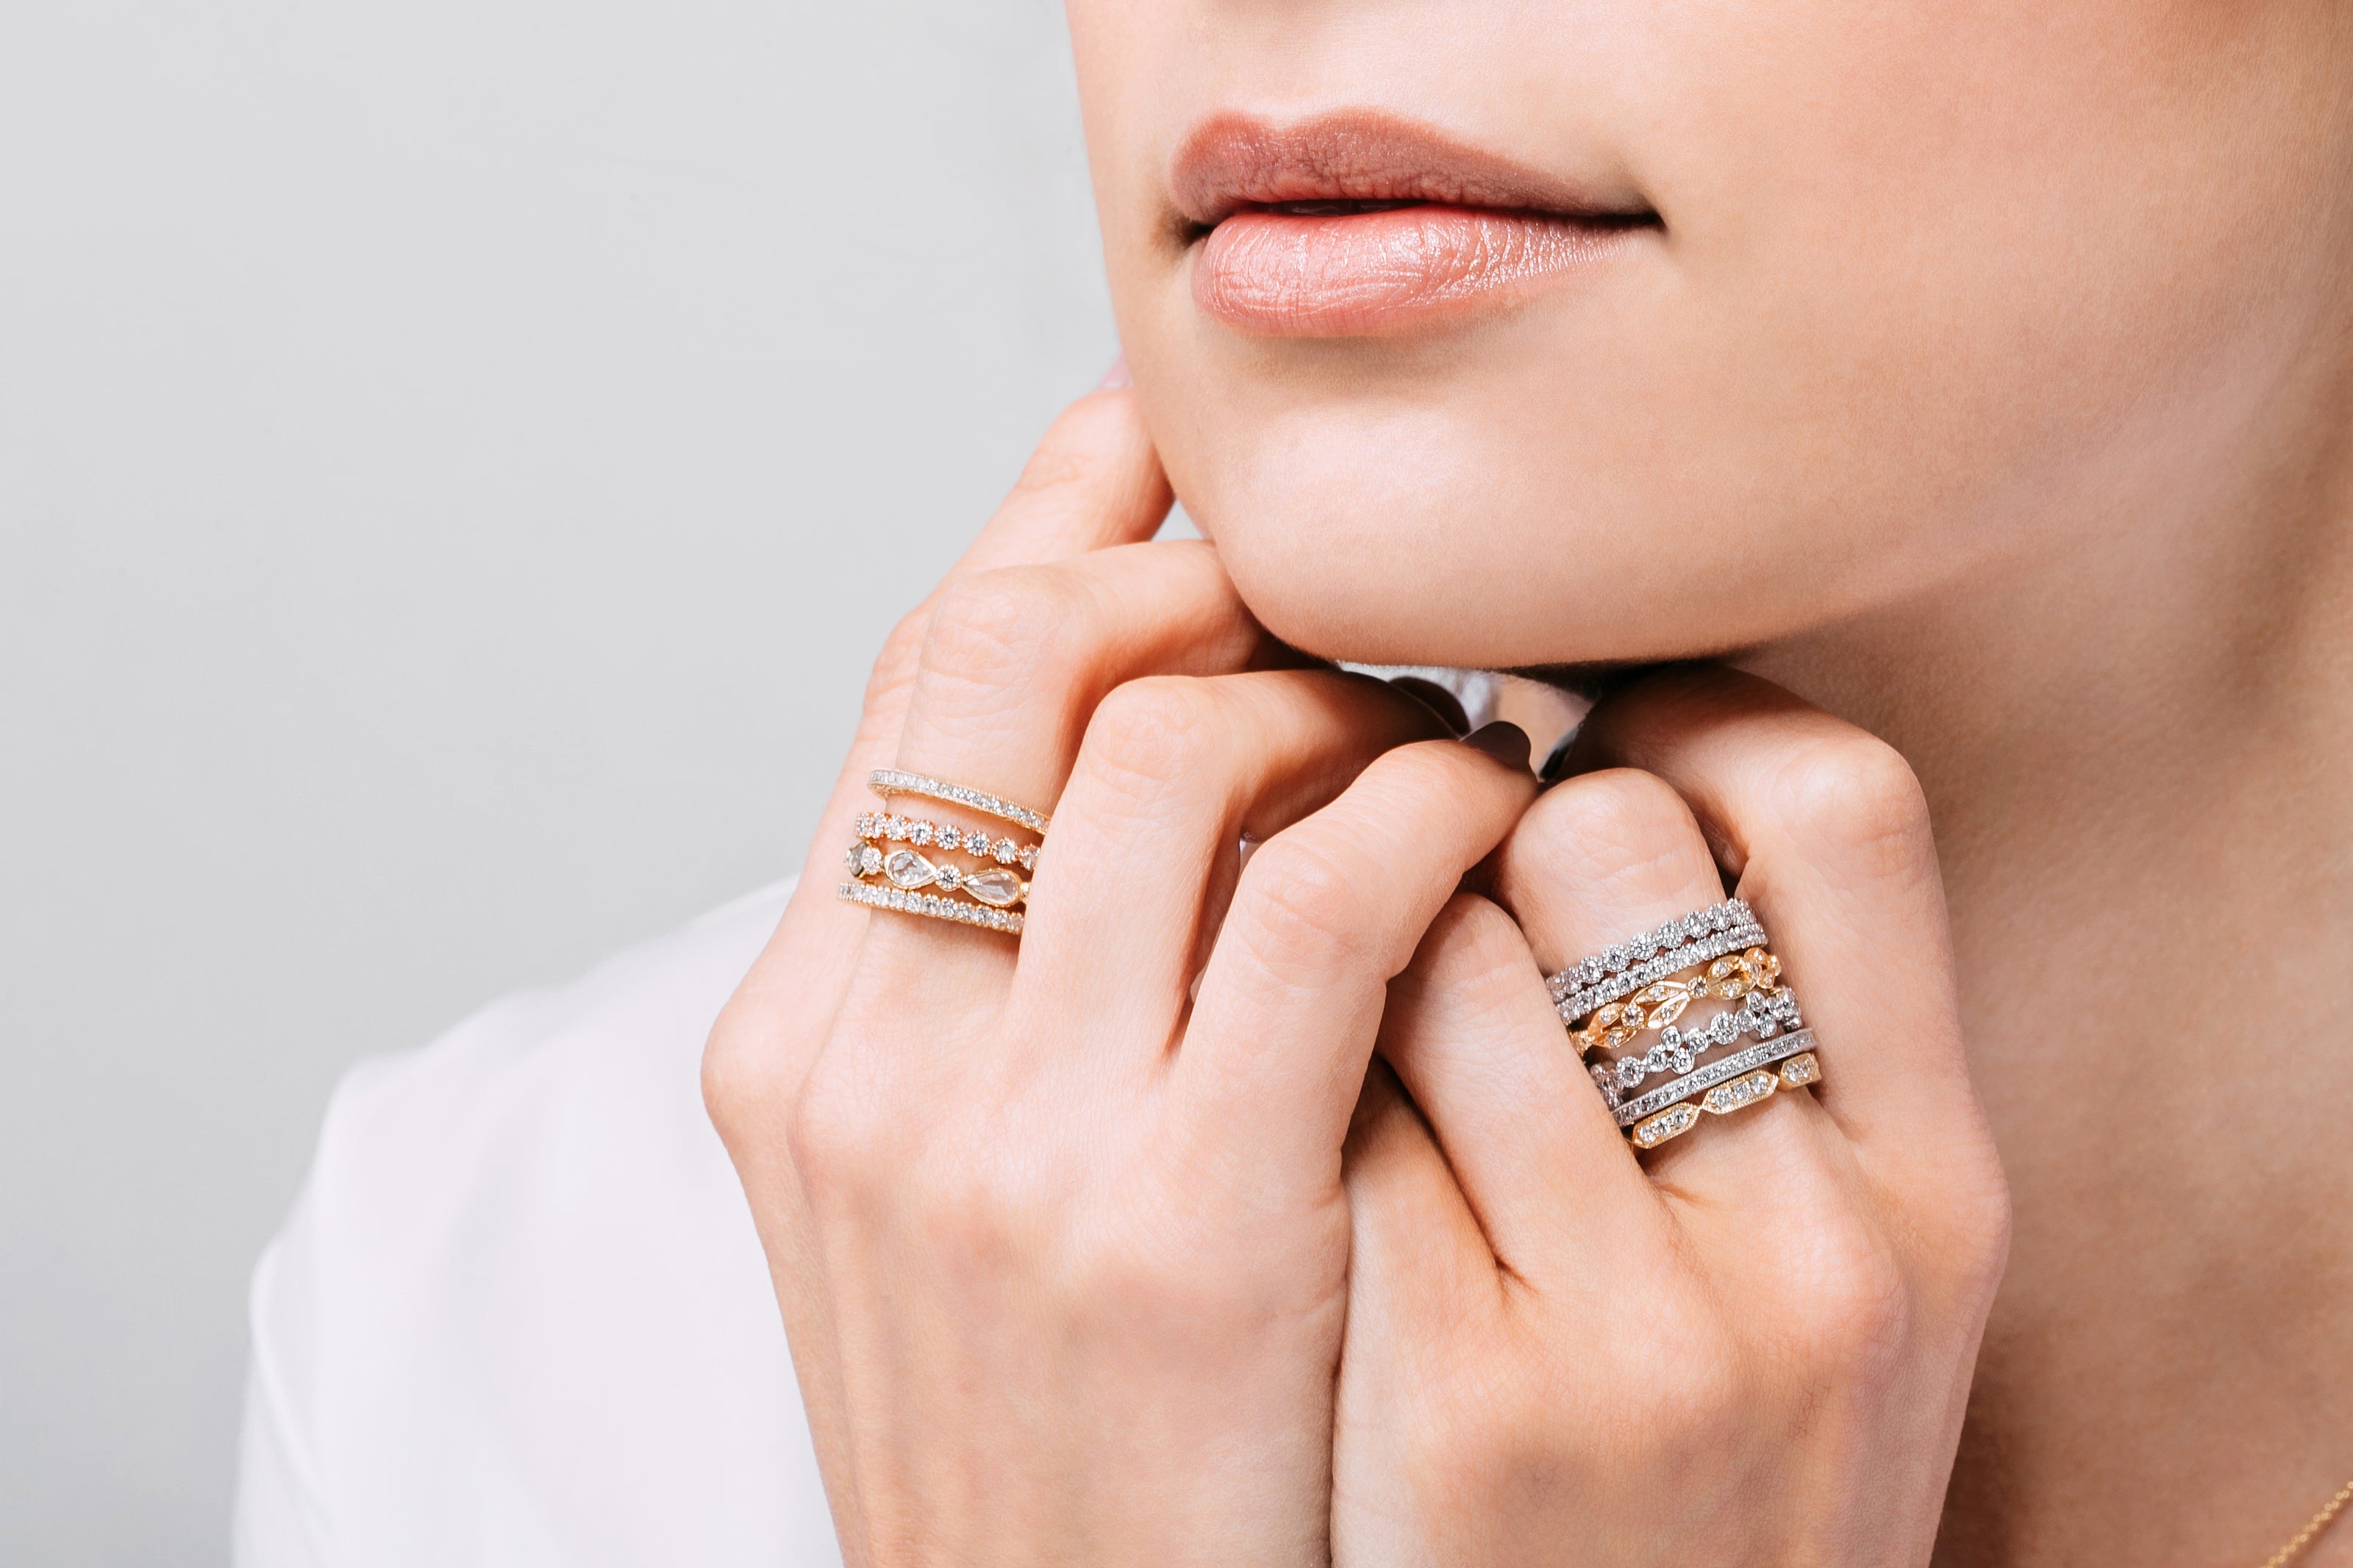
[1570,947,1785,1057]
[846,842,1030,909]
[839,770,1051,936]
[1609,1028,1816,1132]
[1588,986,1806,1106]
[1549,899,1768,1023]
[869,769,1051,836]
[855,812,1040,873]
[838,879,1026,934]
[1629,1050,1822,1150]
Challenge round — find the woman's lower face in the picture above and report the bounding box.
[1063,0,2353,671]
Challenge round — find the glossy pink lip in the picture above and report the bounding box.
[1172,112,1657,337]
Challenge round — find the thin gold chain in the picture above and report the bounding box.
[2261,1476,2353,1568]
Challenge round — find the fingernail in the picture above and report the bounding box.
[1388,676,1470,737]
[1539,728,1582,784]
[1462,720,1532,772]
[1096,355,1132,390]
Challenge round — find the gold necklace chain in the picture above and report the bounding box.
[2261,1476,2353,1568]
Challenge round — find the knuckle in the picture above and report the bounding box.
[919,565,1092,698]
[906,1147,1040,1280]
[1078,676,1221,798]
[1929,1149,2015,1301]
[699,1003,785,1154]
[1232,837,1371,980]
[779,1050,891,1208]
[1768,736,1933,875]
[1520,767,1710,895]
[1424,894,1534,983]
[1788,1215,1915,1380]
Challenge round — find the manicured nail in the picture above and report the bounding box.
[1463,721,1532,772]
[1539,728,1582,784]
[1096,356,1132,390]
[1388,676,1470,737]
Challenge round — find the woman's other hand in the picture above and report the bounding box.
[1332,668,2010,1566]
[703,379,1537,1566]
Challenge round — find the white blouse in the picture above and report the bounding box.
[232,881,842,1566]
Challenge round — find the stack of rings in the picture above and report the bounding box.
[837,769,1048,936]
[1545,898,1824,1150]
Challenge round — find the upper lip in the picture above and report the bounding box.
[1169,110,1651,232]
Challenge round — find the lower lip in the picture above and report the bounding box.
[1191,205,1640,337]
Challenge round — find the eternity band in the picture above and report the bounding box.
[1608,1028,1818,1128]
[838,879,1026,934]
[1554,921,1768,1024]
[1572,947,1783,1056]
[1590,986,1804,1104]
[869,769,1051,836]
[856,811,1039,871]
[1629,1053,1821,1150]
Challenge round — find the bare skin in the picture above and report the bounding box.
[1756,443,2353,1564]
[1054,0,2353,1557]
[707,0,2353,1558]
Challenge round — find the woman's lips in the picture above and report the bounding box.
[1196,203,1643,336]
[1172,112,1657,337]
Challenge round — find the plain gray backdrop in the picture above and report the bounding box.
[0,1,1115,1558]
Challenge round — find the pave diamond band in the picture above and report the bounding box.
[1629,1053,1821,1149]
[1553,923,1769,1023]
[849,770,1046,937]
[869,770,1051,835]
[838,879,1026,934]
[1571,948,1784,1057]
[1549,898,1757,1000]
[1589,986,1805,1106]
[1610,1028,1818,1128]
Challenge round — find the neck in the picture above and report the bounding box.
[1743,360,2353,1564]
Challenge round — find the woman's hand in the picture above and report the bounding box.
[1331,668,2010,1565]
[702,382,1537,1567]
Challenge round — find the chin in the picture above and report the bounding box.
[1153,387,1881,674]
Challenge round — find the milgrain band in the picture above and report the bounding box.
[1552,924,1770,1024]
[1590,987,1805,1104]
[1607,1028,1819,1128]
[838,879,1026,934]
[855,811,1039,871]
[868,770,1051,836]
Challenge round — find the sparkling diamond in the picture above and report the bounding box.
[910,821,934,846]
[1617,1057,1646,1089]
[965,832,993,860]
[883,815,907,840]
[935,864,962,890]
[965,868,1022,907]
[885,850,937,889]
[935,824,960,851]
[846,842,865,873]
[994,838,1018,864]
[1018,843,1038,871]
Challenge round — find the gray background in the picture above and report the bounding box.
[0,1,1113,1558]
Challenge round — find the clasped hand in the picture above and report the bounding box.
[706,386,2010,1567]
